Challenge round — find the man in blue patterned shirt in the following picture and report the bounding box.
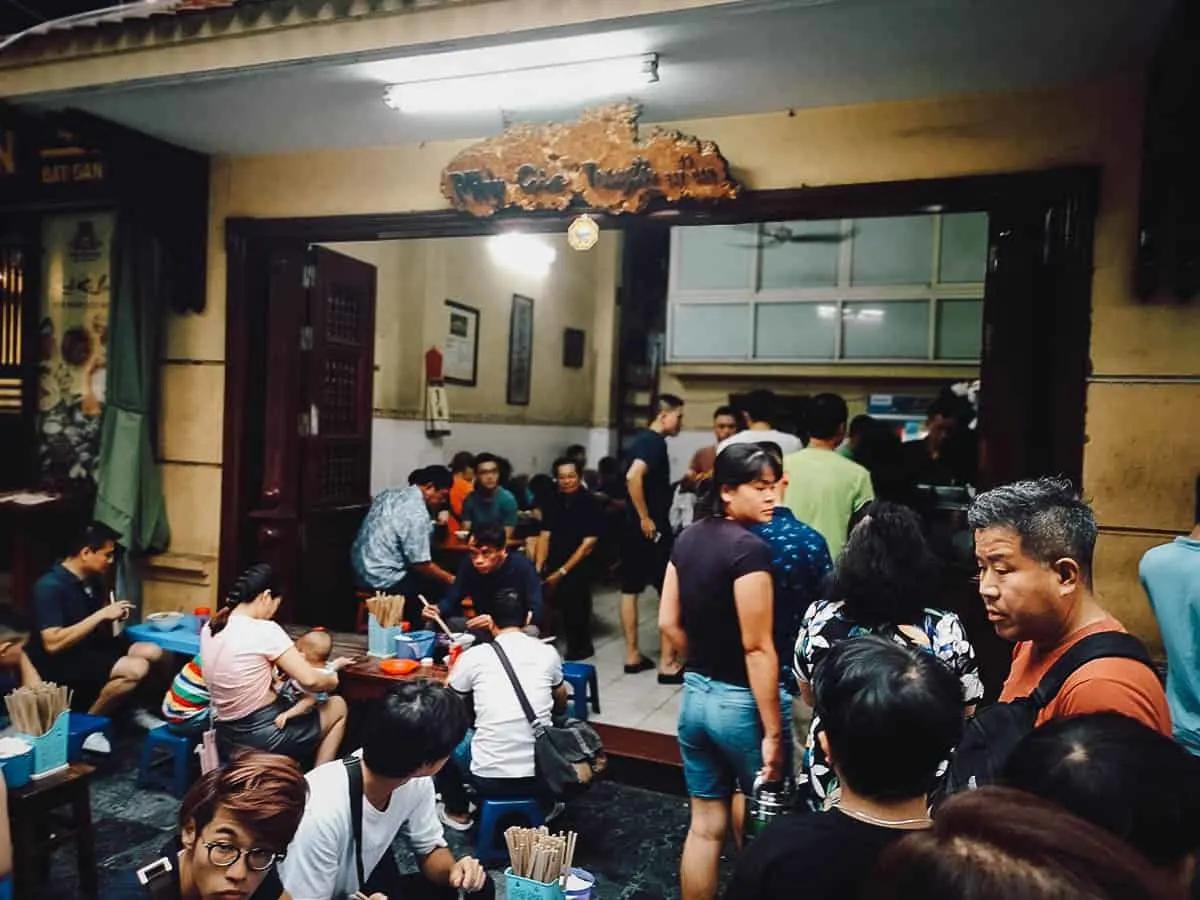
[352,466,457,621]
[746,442,833,770]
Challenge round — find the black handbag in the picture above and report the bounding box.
[490,641,607,799]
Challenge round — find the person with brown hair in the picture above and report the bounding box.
[866,786,1184,900]
[106,752,309,900]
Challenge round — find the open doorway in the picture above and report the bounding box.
[220,168,1096,706]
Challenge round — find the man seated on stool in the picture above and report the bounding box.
[107,751,308,900]
[428,523,543,638]
[434,587,568,830]
[27,522,164,753]
[279,682,491,900]
[352,465,457,624]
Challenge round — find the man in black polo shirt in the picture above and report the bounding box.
[431,523,543,635]
[536,456,603,660]
[27,522,164,751]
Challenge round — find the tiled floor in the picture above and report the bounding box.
[577,587,683,736]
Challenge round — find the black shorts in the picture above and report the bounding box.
[620,527,672,595]
[216,697,322,767]
[43,641,127,711]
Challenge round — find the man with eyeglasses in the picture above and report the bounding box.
[106,752,308,900]
[427,523,543,636]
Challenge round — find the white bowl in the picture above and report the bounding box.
[146,611,184,632]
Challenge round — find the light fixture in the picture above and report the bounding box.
[488,233,557,277]
[567,215,600,252]
[383,54,659,115]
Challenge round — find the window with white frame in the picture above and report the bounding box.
[666,212,988,363]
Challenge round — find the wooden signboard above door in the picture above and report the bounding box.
[441,104,741,217]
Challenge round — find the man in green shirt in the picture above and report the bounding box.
[781,394,874,559]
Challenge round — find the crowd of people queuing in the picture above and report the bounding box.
[5,382,1199,900]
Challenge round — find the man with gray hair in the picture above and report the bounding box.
[970,476,1170,734]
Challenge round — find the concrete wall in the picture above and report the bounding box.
[150,76,1200,656]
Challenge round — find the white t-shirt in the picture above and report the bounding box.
[718,428,803,456]
[449,631,563,779]
[278,753,447,899]
[200,615,293,722]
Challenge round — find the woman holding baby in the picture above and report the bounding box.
[200,563,352,767]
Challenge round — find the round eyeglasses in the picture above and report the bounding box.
[203,841,282,872]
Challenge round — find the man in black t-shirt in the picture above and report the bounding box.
[724,636,964,900]
[620,393,684,680]
[27,522,164,746]
[105,753,306,900]
[536,456,604,660]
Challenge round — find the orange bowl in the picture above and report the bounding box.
[380,658,420,677]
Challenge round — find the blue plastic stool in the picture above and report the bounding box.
[475,797,545,863]
[138,725,197,798]
[68,713,112,762]
[562,662,600,720]
[0,872,11,900]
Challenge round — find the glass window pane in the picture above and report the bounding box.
[759,221,841,289]
[850,215,934,286]
[936,299,984,359]
[842,300,929,359]
[670,303,749,359]
[754,303,837,359]
[940,213,989,283]
[674,225,757,291]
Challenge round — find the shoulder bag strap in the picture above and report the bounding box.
[490,641,538,727]
[342,755,366,890]
[1029,631,1154,709]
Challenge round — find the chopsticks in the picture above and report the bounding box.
[364,592,405,629]
[418,595,454,637]
[505,825,578,885]
[350,892,371,900]
[4,682,71,736]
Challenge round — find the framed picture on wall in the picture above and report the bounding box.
[443,300,479,386]
[507,294,534,406]
[563,328,585,368]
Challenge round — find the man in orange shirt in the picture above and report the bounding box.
[970,476,1170,734]
[447,451,476,541]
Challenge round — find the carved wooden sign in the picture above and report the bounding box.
[441,104,740,217]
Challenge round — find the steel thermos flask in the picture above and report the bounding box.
[746,774,793,840]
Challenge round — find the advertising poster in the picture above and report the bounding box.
[38,211,113,488]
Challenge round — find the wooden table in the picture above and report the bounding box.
[8,763,97,898]
[281,626,448,701]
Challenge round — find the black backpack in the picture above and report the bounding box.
[932,631,1155,807]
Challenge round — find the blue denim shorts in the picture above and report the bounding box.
[677,671,764,799]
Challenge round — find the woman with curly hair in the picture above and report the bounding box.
[794,501,982,809]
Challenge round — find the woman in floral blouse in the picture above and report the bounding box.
[794,501,983,809]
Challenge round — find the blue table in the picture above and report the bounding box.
[125,615,202,657]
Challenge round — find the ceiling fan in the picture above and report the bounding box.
[736,225,854,248]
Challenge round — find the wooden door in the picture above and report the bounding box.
[295,246,376,628]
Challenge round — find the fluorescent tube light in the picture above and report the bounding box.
[383,54,659,114]
[488,234,557,277]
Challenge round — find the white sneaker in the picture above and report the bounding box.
[132,709,167,731]
[82,732,112,754]
[436,801,474,831]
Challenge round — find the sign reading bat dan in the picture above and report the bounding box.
[441,104,740,217]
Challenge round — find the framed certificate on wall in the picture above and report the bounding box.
[443,300,479,386]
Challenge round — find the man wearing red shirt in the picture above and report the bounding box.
[970,476,1170,733]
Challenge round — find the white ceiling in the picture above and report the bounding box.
[24,0,1173,155]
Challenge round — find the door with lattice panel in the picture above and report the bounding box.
[296,246,377,628]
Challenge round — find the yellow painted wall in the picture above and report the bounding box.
[323,233,608,425]
[149,75,1200,652]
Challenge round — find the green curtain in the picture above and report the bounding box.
[94,214,170,559]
